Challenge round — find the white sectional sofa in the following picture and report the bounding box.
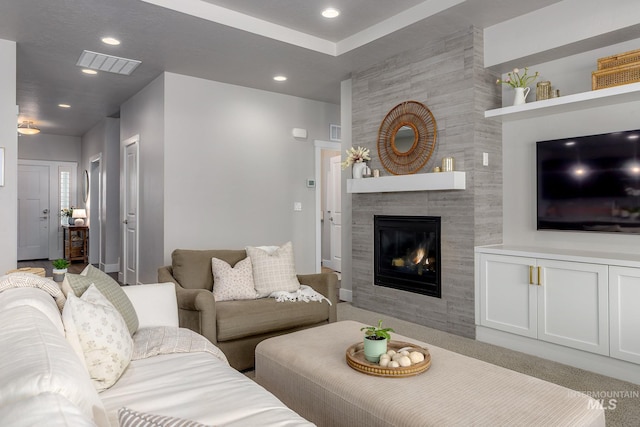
[0,274,313,426]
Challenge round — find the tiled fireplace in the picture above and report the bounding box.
[349,27,502,339]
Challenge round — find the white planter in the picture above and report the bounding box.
[52,268,67,282]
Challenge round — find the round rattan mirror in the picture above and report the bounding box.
[377,101,437,175]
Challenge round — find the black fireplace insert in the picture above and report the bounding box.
[374,215,441,298]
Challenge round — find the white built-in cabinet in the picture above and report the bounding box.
[478,253,609,355]
[475,246,640,382]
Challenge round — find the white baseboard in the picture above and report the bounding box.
[476,325,640,385]
[339,288,352,302]
[101,262,120,273]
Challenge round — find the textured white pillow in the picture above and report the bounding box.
[64,284,133,392]
[122,283,179,328]
[245,241,301,298]
[211,257,258,301]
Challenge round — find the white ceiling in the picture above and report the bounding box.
[0,0,563,136]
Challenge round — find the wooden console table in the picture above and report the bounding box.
[63,225,88,263]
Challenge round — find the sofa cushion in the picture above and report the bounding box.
[64,285,133,392]
[0,393,97,426]
[64,265,139,335]
[122,283,179,328]
[0,287,65,335]
[211,257,258,301]
[0,305,110,426]
[216,297,329,341]
[172,249,247,291]
[246,241,301,298]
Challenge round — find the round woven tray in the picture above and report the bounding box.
[346,340,431,378]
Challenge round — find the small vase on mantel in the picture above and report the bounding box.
[513,87,531,106]
[352,162,367,179]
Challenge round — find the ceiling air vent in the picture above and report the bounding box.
[76,50,141,75]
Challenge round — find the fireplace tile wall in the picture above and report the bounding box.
[350,28,502,338]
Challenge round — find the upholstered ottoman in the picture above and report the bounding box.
[255,321,605,427]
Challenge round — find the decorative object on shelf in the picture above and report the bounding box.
[496,67,539,105]
[536,81,551,101]
[551,89,561,98]
[346,340,431,377]
[72,208,87,226]
[361,319,394,363]
[593,48,640,90]
[17,120,41,135]
[441,157,455,172]
[377,101,437,175]
[52,258,70,282]
[433,166,441,173]
[61,207,74,225]
[341,146,371,179]
[352,162,368,179]
[373,169,380,178]
[362,165,372,178]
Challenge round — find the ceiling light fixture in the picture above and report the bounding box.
[82,69,98,75]
[322,8,340,18]
[17,121,41,135]
[58,104,71,108]
[101,37,121,46]
[273,75,287,82]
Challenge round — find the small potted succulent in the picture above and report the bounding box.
[52,258,70,282]
[361,319,394,363]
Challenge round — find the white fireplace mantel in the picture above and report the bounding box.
[346,171,466,193]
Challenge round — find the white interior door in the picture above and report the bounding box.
[17,165,50,260]
[124,139,139,285]
[327,155,342,272]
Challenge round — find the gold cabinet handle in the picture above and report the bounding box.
[537,266,542,286]
[529,266,534,285]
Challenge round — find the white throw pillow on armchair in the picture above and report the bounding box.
[211,257,258,301]
[245,241,301,298]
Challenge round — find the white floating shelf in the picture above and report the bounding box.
[485,82,640,121]
[347,171,466,194]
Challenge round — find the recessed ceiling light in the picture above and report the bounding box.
[58,104,71,108]
[322,8,340,18]
[273,75,287,82]
[101,37,121,46]
[82,69,98,75]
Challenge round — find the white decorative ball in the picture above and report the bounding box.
[398,356,412,367]
[409,351,425,363]
[388,361,399,368]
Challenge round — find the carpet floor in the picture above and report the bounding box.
[337,302,639,427]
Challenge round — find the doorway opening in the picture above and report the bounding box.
[314,140,341,275]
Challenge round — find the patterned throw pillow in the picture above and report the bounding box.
[118,407,213,427]
[211,257,258,301]
[64,265,139,335]
[245,241,301,298]
[63,284,133,392]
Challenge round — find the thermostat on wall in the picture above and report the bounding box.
[306,179,316,188]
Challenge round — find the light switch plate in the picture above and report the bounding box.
[294,202,302,211]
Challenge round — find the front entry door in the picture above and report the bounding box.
[18,165,50,260]
[123,138,139,285]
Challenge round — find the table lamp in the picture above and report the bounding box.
[72,208,87,226]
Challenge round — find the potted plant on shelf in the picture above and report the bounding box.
[361,319,394,363]
[52,258,70,282]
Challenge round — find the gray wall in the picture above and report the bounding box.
[0,39,17,274]
[18,133,81,163]
[120,74,166,284]
[350,28,502,338]
[81,118,121,271]
[163,72,340,274]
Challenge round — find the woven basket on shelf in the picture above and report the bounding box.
[597,48,640,70]
[592,63,640,90]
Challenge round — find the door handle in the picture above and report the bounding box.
[529,266,533,285]
[537,266,542,286]
[123,219,128,224]
[42,209,49,214]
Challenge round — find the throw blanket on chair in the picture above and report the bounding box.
[269,285,332,305]
[0,273,66,310]
[132,326,229,365]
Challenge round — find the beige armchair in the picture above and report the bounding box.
[158,249,337,371]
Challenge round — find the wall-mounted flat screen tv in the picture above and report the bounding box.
[537,128,640,233]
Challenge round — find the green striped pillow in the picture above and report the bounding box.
[64,265,138,335]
